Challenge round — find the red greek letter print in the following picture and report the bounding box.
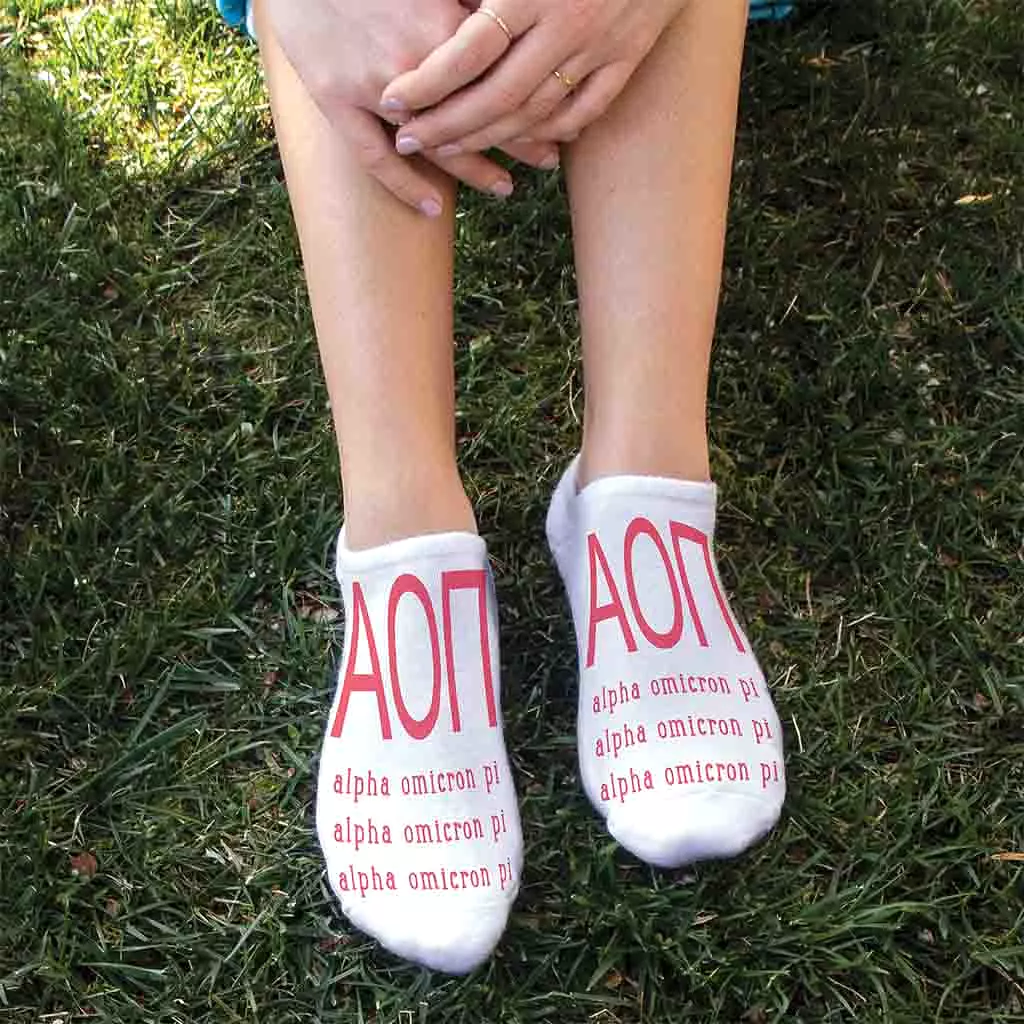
[387,574,441,741]
[441,569,498,732]
[585,531,638,669]
[623,516,683,650]
[669,520,745,653]
[331,581,391,740]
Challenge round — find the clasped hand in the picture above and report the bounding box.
[260,0,688,215]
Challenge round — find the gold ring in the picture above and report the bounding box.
[475,6,514,43]
[552,69,579,91]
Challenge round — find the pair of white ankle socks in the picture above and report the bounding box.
[315,459,786,972]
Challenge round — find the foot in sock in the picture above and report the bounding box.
[316,530,522,973]
[546,458,785,868]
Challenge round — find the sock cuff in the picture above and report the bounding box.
[576,472,717,505]
[546,457,719,551]
[544,456,582,553]
[335,528,487,581]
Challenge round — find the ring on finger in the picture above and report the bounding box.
[552,69,580,91]
[474,6,515,43]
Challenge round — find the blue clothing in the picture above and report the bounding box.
[216,0,247,29]
[749,0,795,19]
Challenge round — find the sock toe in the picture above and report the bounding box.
[607,791,782,869]
[406,901,514,974]
[339,894,513,974]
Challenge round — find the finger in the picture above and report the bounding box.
[340,109,447,217]
[427,149,515,198]
[499,139,561,171]
[528,63,634,144]
[394,29,578,153]
[380,5,521,116]
[448,70,580,154]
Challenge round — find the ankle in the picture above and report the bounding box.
[342,467,476,550]
[578,435,711,489]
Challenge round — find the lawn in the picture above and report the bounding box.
[1,1,1022,1021]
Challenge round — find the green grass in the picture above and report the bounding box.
[1,0,1022,1020]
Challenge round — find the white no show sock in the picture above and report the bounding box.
[316,530,522,974]
[546,459,786,868]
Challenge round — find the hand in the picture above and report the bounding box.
[380,0,691,156]
[256,0,561,215]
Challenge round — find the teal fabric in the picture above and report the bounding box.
[216,0,246,28]
[749,0,795,19]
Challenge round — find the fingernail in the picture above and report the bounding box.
[436,143,463,158]
[490,179,514,198]
[419,198,443,218]
[382,96,407,113]
[540,153,560,171]
[396,135,423,156]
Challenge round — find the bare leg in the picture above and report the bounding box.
[256,2,474,549]
[565,2,749,486]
